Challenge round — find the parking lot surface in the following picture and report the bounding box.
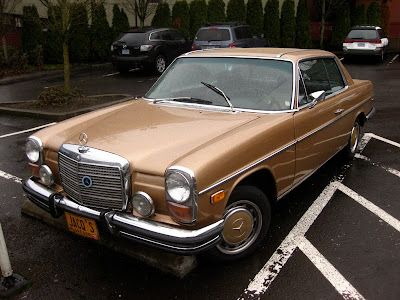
[0,55,399,299]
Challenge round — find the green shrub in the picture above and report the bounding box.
[246,0,263,35]
[296,0,311,49]
[37,86,84,107]
[264,0,280,47]
[189,0,208,38]
[226,0,246,22]
[352,4,367,26]
[91,3,111,62]
[120,9,130,32]
[22,5,44,64]
[208,0,226,23]
[69,3,90,63]
[280,0,295,48]
[367,1,381,26]
[152,2,172,28]
[172,0,190,37]
[331,3,351,50]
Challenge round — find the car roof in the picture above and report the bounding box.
[350,25,382,30]
[125,27,176,34]
[200,22,248,29]
[183,48,335,62]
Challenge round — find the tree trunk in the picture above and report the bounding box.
[1,35,8,64]
[319,0,326,49]
[63,41,70,93]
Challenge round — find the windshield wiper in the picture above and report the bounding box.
[153,97,212,105]
[201,82,235,112]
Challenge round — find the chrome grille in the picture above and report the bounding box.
[58,144,130,210]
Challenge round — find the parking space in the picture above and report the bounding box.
[241,133,400,299]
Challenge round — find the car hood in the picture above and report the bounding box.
[41,100,259,176]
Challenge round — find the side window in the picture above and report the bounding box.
[241,26,252,39]
[234,28,243,40]
[151,32,161,40]
[323,58,345,94]
[161,31,172,40]
[299,59,330,97]
[169,31,186,41]
[299,58,345,99]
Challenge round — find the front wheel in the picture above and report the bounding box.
[209,185,271,261]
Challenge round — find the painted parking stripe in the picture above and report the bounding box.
[355,153,400,178]
[241,181,339,298]
[0,170,22,184]
[297,236,365,300]
[364,133,400,148]
[0,122,56,139]
[336,182,400,233]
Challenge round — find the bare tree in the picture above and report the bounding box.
[314,0,347,49]
[123,0,158,28]
[0,0,21,63]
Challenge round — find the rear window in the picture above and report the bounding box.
[347,29,378,40]
[116,32,147,44]
[195,29,231,41]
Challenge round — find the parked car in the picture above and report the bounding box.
[24,48,375,260]
[343,25,389,62]
[192,23,267,50]
[111,28,192,74]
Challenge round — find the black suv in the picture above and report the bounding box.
[111,28,192,74]
[192,23,267,50]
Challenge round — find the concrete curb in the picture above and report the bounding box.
[21,199,198,278]
[0,94,134,121]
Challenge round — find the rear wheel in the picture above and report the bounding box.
[209,185,271,261]
[154,55,167,75]
[343,119,361,160]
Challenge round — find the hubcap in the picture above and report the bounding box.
[350,123,359,153]
[217,200,262,255]
[156,57,166,73]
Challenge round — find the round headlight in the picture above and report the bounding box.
[39,165,53,186]
[166,172,190,203]
[26,138,41,163]
[132,192,154,217]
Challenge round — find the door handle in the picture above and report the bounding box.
[335,109,344,115]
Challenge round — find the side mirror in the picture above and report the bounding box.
[308,90,326,108]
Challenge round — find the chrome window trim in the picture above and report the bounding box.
[297,56,349,109]
[144,56,296,113]
[199,95,372,196]
[148,29,167,41]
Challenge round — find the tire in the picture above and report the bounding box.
[343,119,361,160]
[154,55,167,75]
[208,185,271,261]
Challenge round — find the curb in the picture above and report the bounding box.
[21,199,198,278]
[0,94,134,121]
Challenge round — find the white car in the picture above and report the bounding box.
[343,25,389,62]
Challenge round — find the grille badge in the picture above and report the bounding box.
[82,176,93,188]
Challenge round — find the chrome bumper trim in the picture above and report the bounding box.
[23,177,223,254]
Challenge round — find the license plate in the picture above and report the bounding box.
[65,212,100,240]
[358,43,365,47]
[122,49,130,55]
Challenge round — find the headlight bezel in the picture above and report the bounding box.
[165,166,198,224]
[26,136,43,164]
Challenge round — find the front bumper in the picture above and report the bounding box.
[23,177,223,254]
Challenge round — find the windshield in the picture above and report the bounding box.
[145,57,293,111]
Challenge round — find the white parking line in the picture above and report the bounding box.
[241,133,400,299]
[0,122,56,139]
[297,236,365,300]
[355,153,400,178]
[0,170,22,184]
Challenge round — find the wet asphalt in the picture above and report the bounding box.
[0,54,399,299]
